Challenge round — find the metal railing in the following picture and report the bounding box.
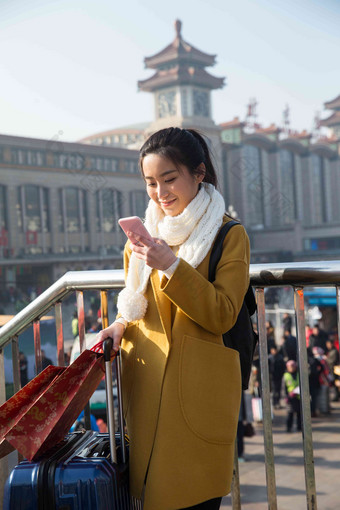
[1,261,340,509]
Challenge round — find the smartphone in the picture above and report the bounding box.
[118,216,153,245]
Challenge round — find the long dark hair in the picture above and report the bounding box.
[139,127,218,187]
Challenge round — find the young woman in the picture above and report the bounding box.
[96,127,250,510]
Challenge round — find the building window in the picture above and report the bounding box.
[27,151,45,166]
[58,189,64,232]
[65,188,80,233]
[16,188,23,232]
[13,185,51,236]
[11,149,18,164]
[53,153,84,170]
[130,190,148,218]
[18,149,27,165]
[42,188,50,233]
[62,187,88,233]
[242,145,264,227]
[279,150,296,224]
[127,160,138,174]
[0,185,8,230]
[96,189,123,232]
[311,154,326,224]
[25,185,41,231]
[81,190,88,232]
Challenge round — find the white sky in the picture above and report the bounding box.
[0,0,339,142]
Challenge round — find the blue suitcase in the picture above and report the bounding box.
[3,340,137,510]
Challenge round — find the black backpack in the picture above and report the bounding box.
[209,220,258,390]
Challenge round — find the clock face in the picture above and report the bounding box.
[193,90,209,117]
[158,91,176,118]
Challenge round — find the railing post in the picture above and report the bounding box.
[294,287,317,510]
[100,290,109,330]
[33,320,42,374]
[11,335,21,394]
[256,287,278,510]
[0,349,8,505]
[76,290,90,429]
[76,291,86,354]
[231,442,241,510]
[55,302,65,367]
[336,286,340,360]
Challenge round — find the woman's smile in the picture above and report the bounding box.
[142,153,204,217]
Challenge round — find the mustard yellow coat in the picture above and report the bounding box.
[120,217,250,510]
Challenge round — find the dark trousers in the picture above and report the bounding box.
[272,378,283,406]
[287,396,301,431]
[180,497,222,510]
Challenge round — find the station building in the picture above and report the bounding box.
[0,20,339,295]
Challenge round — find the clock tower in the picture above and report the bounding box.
[138,20,226,187]
[138,20,224,130]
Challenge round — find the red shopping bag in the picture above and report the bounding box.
[1,348,106,461]
[0,365,65,459]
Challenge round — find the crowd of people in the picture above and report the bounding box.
[249,317,339,433]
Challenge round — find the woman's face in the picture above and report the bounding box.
[142,154,204,217]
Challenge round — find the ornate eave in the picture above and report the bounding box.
[219,117,245,129]
[138,65,225,92]
[324,94,340,111]
[144,20,216,69]
[286,130,312,141]
[320,111,340,127]
[255,123,281,135]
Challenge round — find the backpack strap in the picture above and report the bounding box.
[208,219,240,282]
[208,219,257,317]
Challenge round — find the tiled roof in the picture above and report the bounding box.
[324,94,340,111]
[286,129,312,140]
[144,20,216,69]
[320,111,340,127]
[255,123,281,134]
[138,65,224,92]
[219,117,245,128]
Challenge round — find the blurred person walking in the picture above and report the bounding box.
[284,360,301,433]
[269,345,286,409]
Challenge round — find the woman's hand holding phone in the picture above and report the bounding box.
[118,216,153,246]
[131,235,177,271]
[119,216,177,270]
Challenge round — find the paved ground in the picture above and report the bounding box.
[221,400,340,510]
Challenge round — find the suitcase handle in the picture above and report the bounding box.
[103,339,127,464]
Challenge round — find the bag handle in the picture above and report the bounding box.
[103,339,127,464]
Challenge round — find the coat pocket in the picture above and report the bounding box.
[179,335,241,444]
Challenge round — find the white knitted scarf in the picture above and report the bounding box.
[117,183,225,321]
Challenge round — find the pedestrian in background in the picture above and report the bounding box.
[19,351,28,387]
[284,360,301,433]
[309,324,328,353]
[326,339,340,402]
[280,329,297,362]
[269,345,286,409]
[71,310,78,338]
